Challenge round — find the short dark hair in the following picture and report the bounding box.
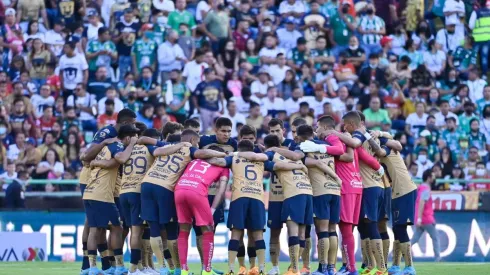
[427,115,436,122]
[422,169,433,182]
[440,99,450,105]
[184,118,200,130]
[135,122,148,135]
[357,111,366,122]
[264,134,280,148]
[181,129,200,139]
[239,125,256,138]
[292,118,307,127]
[105,99,115,106]
[342,111,361,126]
[162,122,184,139]
[297,125,314,139]
[268,118,284,129]
[238,139,254,152]
[215,117,232,129]
[250,101,260,109]
[117,108,137,124]
[317,115,336,129]
[166,134,181,143]
[142,128,161,139]
[117,125,139,139]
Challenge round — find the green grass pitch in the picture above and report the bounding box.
[0,262,489,275]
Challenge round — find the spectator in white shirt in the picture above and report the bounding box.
[230,86,261,116]
[0,161,17,190]
[434,100,459,128]
[158,30,186,83]
[250,69,274,99]
[182,49,209,92]
[98,87,124,115]
[405,102,429,138]
[267,53,291,85]
[435,18,464,53]
[330,86,349,116]
[306,88,330,117]
[276,17,302,52]
[259,35,286,69]
[284,87,306,116]
[443,0,465,35]
[424,39,446,79]
[31,84,55,119]
[415,148,434,178]
[466,68,487,103]
[45,20,66,57]
[66,83,97,130]
[223,100,247,138]
[278,0,306,24]
[261,86,285,117]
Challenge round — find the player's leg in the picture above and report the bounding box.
[142,226,155,271]
[178,223,192,273]
[285,221,301,274]
[88,227,103,274]
[425,224,441,261]
[313,219,329,275]
[228,229,244,275]
[378,220,389,269]
[238,235,247,275]
[108,201,128,275]
[357,221,372,273]
[98,229,113,272]
[193,224,204,266]
[267,200,283,275]
[166,222,181,273]
[200,224,216,275]
[338,222,356,275]
[339,193,362,274]
[301,225,311,275]
[394,224,414,274]
[129,225,144,273]
[250,229,266,275]
[248,199,267,275]
[162,230,176,270]
[247,234,257,270]
[81,218,90,274]
[387,227,401,275]
[327,194,340,275]
[227,198,248,275]
[394,190,417,275]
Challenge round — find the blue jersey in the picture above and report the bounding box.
[92,125,118,144]
[200,135,238,153]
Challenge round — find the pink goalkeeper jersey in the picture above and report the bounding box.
[175,159,230,196]
[335,142,363,194]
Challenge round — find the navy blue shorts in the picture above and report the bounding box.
[282,194,313,225]
[380,187,392,220]
[208,195,225,224]
[119,192,144,227]
[141,183,177,224]
[114,197,127,228]
[360,187,384,222]
[84,200,120,228]
[227,197,265,230]
[267,201,283,229]
[313,194,340,223]
[80,184,86,196]
[392,190,417,226]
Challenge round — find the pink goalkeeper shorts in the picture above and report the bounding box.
[174,190,214,226]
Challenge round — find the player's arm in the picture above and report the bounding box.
[372,131,403,152]
[326,131,363,148]
[137,136,160,146]
[81,137,118,161]
[113,137,138,164]
[267,147,304,161]
[194,149,227,159]
[233,152,268,162]
[338,146,354,162]
[90,159,120,169]
[273,161,307,173]
[153,142,192,156]
[210,173,229,213]
[305,157,339,181]
[357,146,385,176]
[206,157,227,167]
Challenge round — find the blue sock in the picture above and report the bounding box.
[82,242,89,270]
[130,249,141,265]
[97,243,110,270]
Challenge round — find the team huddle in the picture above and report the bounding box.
[78,108,418,275]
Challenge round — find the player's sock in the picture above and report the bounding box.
[288,236,300,273]
[114,248,124,267]
[197,235,204,266]
[392,241,401,266]
[360,239,369,268]
[317,232,329,271]
[97,243,111,270]
[82,242,90,270]
[167,223,181,269]
[237,244,246,267]
[142,228,150,268]
[164,249,174,269]
[327,231,338,266]
[269,242,280,268]
[202,231,215,272]
[299,239,305,265]
[368,222,385,271]
[380,232,390,268]
[108,250,116,267]
[178,230,190,271]
[302,234,311,269]
[339,223,355,272]
[130,249,141,272]
[255,240,266,272]
[395,224,413,267]
[88,250,97,268]
[228,239,240,272]
[150,235,166,268]
[247,246,256,268]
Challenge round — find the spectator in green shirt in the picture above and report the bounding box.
[329,1,356,59]
[200,2,230,53]
[168,0,197,34]
[449,36,477,78]
[131,24,158,77]
[363,96,391,130]
[458,101,478,133]
[476,85,490,115]
[85,27,117,79]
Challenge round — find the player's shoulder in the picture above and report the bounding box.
[282,138,294,147]
[93,125,117,142]
[312,138,327,145]
[107,141,124,153]
[199,134,216,146]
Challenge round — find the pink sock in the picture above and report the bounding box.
[202,231,215,272]
[178,230,190,270]
[340,222,356,272]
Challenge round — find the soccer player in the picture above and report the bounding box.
[83,125,140,275]
[363,131,417,275]
[184,118,201,133]
[140,129,227,275]
[265,118,297,275]
[207,140,307,275]
[79,109,137,275]
[263,134,313,275]
[174,145,230,275]
[120,128,161,274]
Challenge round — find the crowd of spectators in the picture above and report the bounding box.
[0,0,489,195]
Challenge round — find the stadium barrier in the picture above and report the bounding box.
[0,211,489,263]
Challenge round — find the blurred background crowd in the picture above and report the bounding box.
[0,0,488,195]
